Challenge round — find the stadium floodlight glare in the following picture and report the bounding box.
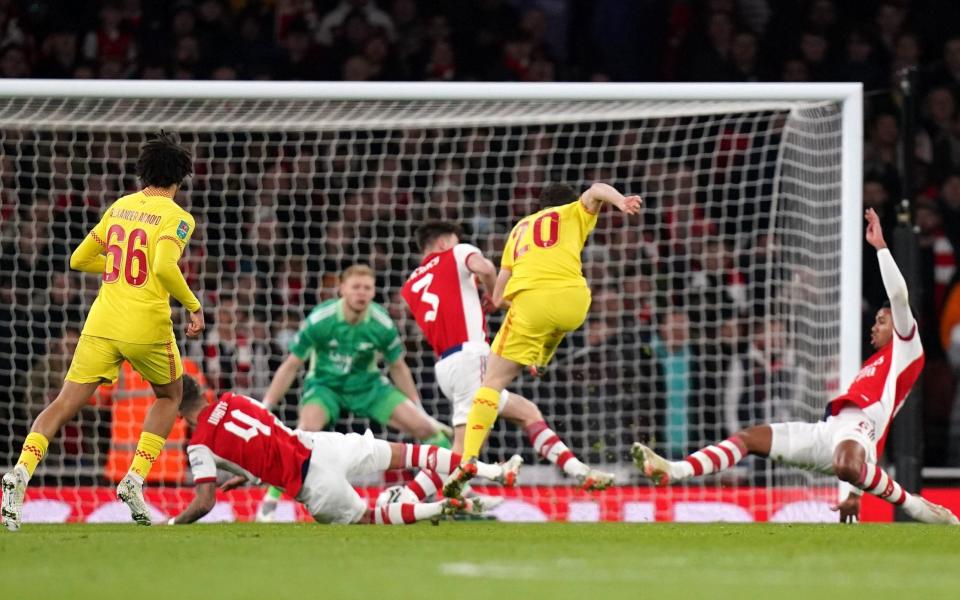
[0,80,861,522]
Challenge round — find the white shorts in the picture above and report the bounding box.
[768,410,878,474]
[295,429,392,524]
[435,342,511,427]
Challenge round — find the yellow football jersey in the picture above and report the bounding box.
[500,199,598,299]
[80,191,198,344]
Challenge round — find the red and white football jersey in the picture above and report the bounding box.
[401,243,487,356]
[827,324,924,455]
[187,392,312,498]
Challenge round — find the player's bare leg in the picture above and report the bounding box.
[3,381,100,531]
[114,377,183,526]
[258,403,330,522]
[833,440,959,525]
[297,403,329,432]
[632,426,767,486]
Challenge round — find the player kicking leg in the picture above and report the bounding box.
[400,222,613,501]
[443,183,641,499]
[632,423,957,524]
[401,387,612,503]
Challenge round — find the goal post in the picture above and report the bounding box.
[0,80,862,523]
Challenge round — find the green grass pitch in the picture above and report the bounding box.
[1,523,958,599]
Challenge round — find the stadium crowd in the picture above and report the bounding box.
[3,0,960,475]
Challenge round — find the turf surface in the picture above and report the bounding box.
[1,523,957,599]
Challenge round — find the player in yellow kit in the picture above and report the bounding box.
[443,182,642,498]
[1,131,205,530]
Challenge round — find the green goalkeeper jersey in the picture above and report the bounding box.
[289,298,405,394]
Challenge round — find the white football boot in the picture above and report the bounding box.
[1,465,29,532]
[904,496,960,525]
[116,475,152,526]
[631,442,673,487]
[494,454,524,487]
[578,468,616,491]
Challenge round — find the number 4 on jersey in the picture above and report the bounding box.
[223,409,272,442]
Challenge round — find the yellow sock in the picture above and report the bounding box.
[16,432,49,478]
[128,431,166,481]
[462,387,501,461]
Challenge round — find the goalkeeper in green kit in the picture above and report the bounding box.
[256,264,451,521]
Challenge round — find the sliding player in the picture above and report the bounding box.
[444,182,641,498]
[401,221,614,499]
[2,131,204,530]
[170,376,520,525]
[632,209,958,525]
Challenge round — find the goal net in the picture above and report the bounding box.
[0,82,860,524]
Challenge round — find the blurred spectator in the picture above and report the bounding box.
[729,30,760,82]
[280,18,326,80]
[797,31,831,81]
[927,36,960,94]
[649,309,694,459]
[864,112,901,187]
[915,197,954,315]
[35,28,79,78]
[82,1,135,71]
[834,26,887,91]
[0,45,28,77]
[317,0,394,47]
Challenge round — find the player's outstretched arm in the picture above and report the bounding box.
[69,234,107,274]
[154,238,205,338]
[169,482,216,524]
[579,182,642,216]
[388,358,421,404]
[865,208,915,337]
[262,354,305,410]
[219,475,248,492]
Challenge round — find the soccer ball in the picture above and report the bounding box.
[375,485,407,507]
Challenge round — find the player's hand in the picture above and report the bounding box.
[186,309,205,338]
[864,208,887,250]
[219,475,247,492]
[619,195,643,215]
[830,493,861,524]
[480,292,498,314]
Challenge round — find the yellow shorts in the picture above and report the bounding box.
[492,286,591,366]
[65,335,183,386]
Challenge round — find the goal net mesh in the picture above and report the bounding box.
[0,94,844,523]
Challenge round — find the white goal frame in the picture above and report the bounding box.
[0,79,864,391]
